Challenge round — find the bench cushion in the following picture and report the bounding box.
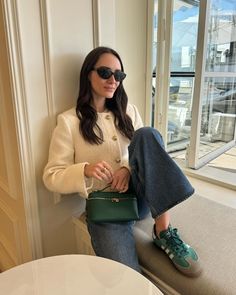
[134,195,236,295]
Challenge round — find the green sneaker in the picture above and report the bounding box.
[152,225,202,277]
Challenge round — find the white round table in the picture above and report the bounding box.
[0,254,163,294]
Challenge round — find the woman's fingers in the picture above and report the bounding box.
[119,181,129,193]
[111,179,128,192]
[100,161,113,179]
[101,167,113,181]
[110,167,130,192]
[84,161,114,182]
[98,163,113,182]
[99,168,113,182]
[85,164,130,190]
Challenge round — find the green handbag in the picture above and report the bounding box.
[86,186,139,223]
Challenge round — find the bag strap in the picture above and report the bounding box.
[98,185,111,192]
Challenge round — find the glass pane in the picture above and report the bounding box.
[151,0,158,127]
[167,77,194,145]
[199,0,236,158]
[153,0,158,72]
[171,1,199,72]
[167,0,199,151]
[200,77,236,157]
[206,0,236,72]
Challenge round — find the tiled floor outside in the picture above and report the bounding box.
[206,146,236,173]
[171,143,236,172]
[172,144,236,187]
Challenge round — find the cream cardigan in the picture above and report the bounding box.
[43,104,143,198]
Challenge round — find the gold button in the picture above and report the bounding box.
[112,135,117,141]
[105,115,110,120]
[115,158,121,163]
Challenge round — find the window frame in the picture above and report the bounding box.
[147,0,236,169]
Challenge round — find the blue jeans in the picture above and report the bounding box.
[87,127,194,272]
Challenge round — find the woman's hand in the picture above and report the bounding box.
[110,167,130,193]
[84,161,114,183]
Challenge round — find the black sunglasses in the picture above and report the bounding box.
[93,66,126,82]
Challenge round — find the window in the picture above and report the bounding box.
[152,0,199,150]
[150,0,236,168]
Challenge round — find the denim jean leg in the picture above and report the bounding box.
[128,127,194,218]
[87,220,141,272]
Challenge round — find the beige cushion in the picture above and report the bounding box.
[134,195,236,295]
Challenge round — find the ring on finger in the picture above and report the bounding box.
[101,167,106,173]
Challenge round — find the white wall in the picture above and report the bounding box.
[94,0,148,120]
[115,0,148,120]
[15,0,94,256]
[3,0,148,257]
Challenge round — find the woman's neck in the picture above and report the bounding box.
[92,97,106,113]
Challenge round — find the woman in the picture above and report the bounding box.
[43,46,201,276]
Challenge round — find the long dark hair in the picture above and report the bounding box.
[76,46,134,144]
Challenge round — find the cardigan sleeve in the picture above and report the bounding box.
[131,104,144,131]
[43,113,92,198]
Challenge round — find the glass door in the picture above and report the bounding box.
[149,0,236,169]
[149,0,200,149]
[187,0,236,168]
[148,0,173,144]
[167,0,199,152]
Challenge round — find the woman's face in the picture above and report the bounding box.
[89,53,122,100]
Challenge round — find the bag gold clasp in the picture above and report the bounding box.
[112,198,120,203]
